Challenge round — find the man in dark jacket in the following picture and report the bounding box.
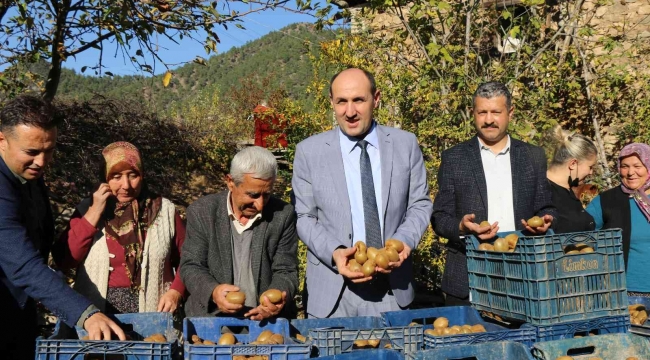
[181,146,298,320]
[431,82,556,306]
[0,95,124,359]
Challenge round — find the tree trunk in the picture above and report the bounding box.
[43,1,70,101]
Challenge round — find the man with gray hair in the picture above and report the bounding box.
[431,81,556,306]
[181,146,298,319]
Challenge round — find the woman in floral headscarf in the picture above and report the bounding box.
[54,142,186,314]
[586,143,650,295]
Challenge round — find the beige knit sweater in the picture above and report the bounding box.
[73,198,176,312]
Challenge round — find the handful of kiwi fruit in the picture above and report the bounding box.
[477,233,519,253]
[423,317,487,336]
[347,239,405,276]
[629,304,648,326]
[563,243,595,254]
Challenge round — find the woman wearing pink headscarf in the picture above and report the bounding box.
[54,142,186,314]
[586,143,650,296]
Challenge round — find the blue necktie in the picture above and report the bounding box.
[358,140,382,249]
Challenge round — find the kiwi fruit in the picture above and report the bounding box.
[555,357,574,360]
[225,291,246,305]
[385,239,404,252]
[354,250,368,264]
[478,243,494,251]
[580,246,595,253]
[257,330,273,342]
[471,324,486,332]
[375,252,390,269]
[527,216,544,227]
[355,241,367,253]
[362,260,376,277]
[366,247,379,261]
[144,333,166,343]
[191,335,202,344]
[353,339,368,348]
[218,333,236,345]
[348,260,363,273]
[433,317,448,329]
[269,334,284,344]
[493,238,509,252]
[505,233,519,249]
[259,289,282,304]
[385,247,400,262]
[367,339,380,348]
[479,221,491,227]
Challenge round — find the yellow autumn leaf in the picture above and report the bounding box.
[162,71,172,87]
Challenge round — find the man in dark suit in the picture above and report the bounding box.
[180,146,298,320]
[431,82,556,306]
[0,95,124,359]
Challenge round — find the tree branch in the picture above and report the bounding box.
[574,36,613,188]
[0,0,15,24]
[64,31,115,57]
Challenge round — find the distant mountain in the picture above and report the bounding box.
[53,23,338,110]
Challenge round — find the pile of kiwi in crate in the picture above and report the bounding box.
[421,317,486,336]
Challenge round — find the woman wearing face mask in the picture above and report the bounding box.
[546,126,598,233]
[586,143,650,296]
[54,142,186,314]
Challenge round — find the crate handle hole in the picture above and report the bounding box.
[84,355,126,360]
[445,357,478,360]
[567,346,596,356]
[220,325,249,335]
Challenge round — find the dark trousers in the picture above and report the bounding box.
[444,292,471,306]
[0,298,37,360]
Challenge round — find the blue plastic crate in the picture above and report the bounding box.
[466,229,628,325]
[381,306,535,349]
[290,316,422,356]
[183,317,310,360]
[531,333,650,359]
[35,312,177,360]
[407,341,534,360]
[629,295,650,338]
[317,349,405,360]
[523,315,629,342]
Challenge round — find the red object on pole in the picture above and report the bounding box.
[253,105,288,148]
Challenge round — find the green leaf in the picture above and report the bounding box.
[440,48,453,63]
[438,1,451,11]
[509,26,520,38]
[426,43,440,56]
[501,10,511,20]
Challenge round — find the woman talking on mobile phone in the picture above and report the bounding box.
[53,142,186,314]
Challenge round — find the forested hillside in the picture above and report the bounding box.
[48,23,336,110]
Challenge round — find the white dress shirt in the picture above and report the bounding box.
[227,191,262,234]
[479,136,516,231]
[339,122,384,244]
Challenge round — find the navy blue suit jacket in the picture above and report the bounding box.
[0,156,91,327]
[431,136,556,298]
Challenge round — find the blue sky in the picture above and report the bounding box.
[66,6,327,76]
[0,3,335,76]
